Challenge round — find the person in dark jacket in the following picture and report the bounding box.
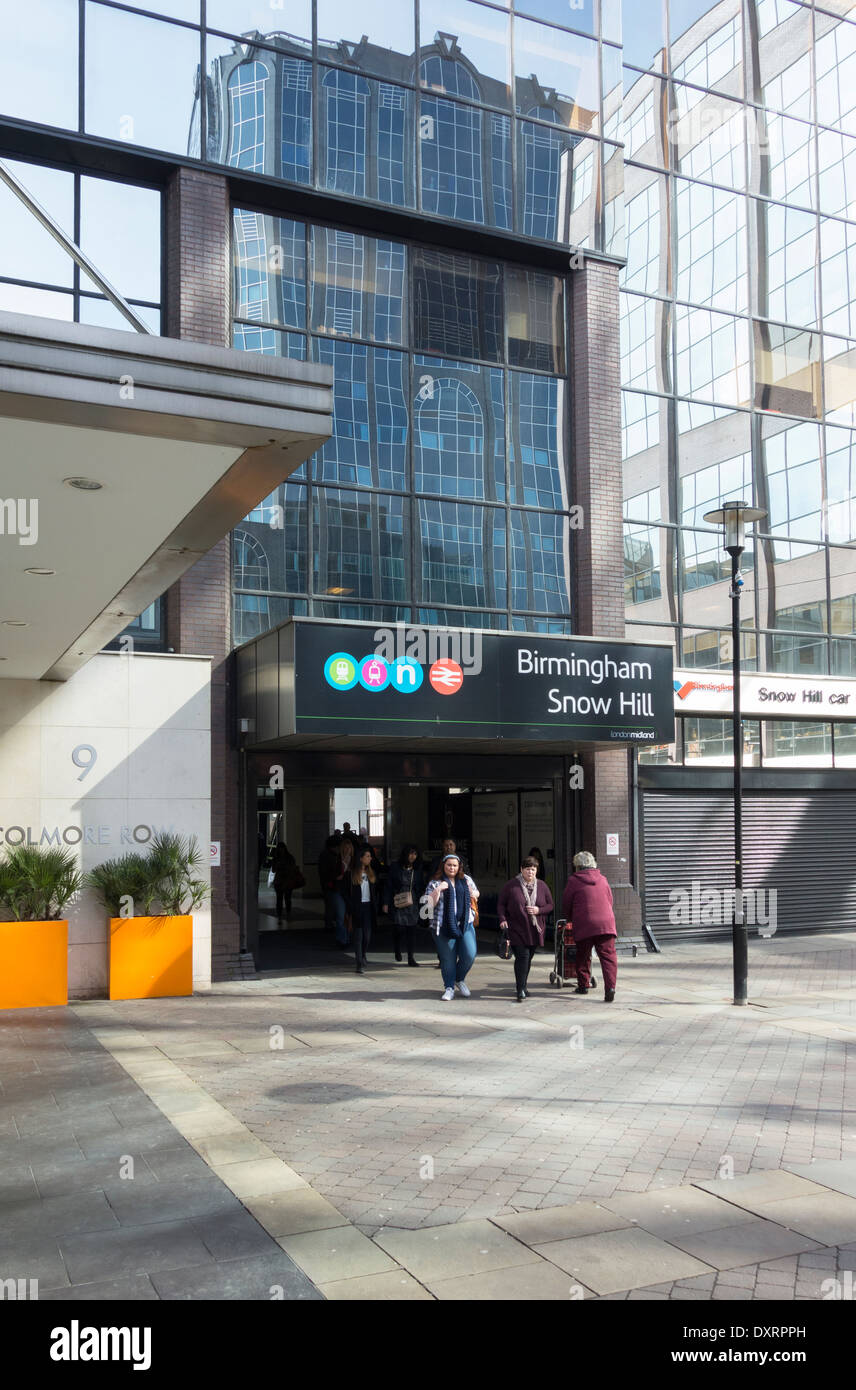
[345,847,379,974]
[561,851,617,1001]
[318,834,348,947]
[271,841,297,925]
[382,844,424,966]
[498,857,555,1001]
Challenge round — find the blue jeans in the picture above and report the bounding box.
[325,889,347,944]
[435,925,477,990]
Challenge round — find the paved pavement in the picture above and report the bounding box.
[2,929,856,1299]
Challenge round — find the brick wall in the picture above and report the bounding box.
[164,169,241,976]
[572,259,642,934]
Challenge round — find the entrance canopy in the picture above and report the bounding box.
[237,618,675,753]
[0,312,332,680]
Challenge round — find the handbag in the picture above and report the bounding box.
[494,927,511,960]
[267,870,275,886]
[393,891,413,909]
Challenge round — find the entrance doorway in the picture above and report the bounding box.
[245,750,574,970]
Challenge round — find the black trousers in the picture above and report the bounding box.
[512,944,536,994]
[353,902,373,962]
[392,922,418,957]
[275,886,292,919]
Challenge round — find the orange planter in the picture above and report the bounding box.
[109,915,193,1001]
[0,920,68,1009]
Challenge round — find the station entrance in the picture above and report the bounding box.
[242,751,578,970]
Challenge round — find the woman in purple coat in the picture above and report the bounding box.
[561,851,617,1002]
[498,857,554,1002]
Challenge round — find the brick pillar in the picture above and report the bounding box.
[572,259,641,935]
[164,169,242,977]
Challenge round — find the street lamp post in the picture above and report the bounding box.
[702,501,767,1006]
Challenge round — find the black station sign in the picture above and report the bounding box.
[291,621,674,744]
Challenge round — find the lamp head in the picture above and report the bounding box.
[703,500,767,556]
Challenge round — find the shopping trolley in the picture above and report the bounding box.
[548,918,597,989]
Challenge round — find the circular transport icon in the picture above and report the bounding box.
[324,652,358,690]
[429,659,464,695]
[389,657,424,694]
[358,655,391,692]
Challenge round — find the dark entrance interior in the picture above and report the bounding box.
[243,751,578,970]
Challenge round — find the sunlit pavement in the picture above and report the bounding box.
[2,930,856,1299]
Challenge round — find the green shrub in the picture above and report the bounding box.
[85,854,151,918]
[146,832,209,917]
[0,844,84,922]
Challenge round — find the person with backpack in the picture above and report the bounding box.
[426,853,480,1001]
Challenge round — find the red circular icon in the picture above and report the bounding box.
[429,659,464,695]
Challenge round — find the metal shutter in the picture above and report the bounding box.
[641,789,856,937]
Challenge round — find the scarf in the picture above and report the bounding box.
[519,873,538,907]
[436,874,470,938]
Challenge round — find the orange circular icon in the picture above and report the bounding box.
[429,659,464,695]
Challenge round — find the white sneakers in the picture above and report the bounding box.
[456,980,471,997]
[441,981,472,1001]
[441,986,455,1001]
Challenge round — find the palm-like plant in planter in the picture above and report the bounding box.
[87,833,209,1001]
[0,845,83,1009]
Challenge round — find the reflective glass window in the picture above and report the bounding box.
[411,249,503,362]
[515,119,591,245]
[85,4,201,157]
[675,306,751,406]
[509,373,568,509]
[762,721,833,766]
[753,202,818,329]
[602,142,625,259]
[316,0,416,83]
[818,128,856,219]
[677,400,752,529]
[756,535,828,633]
[419,500,507,608]
[505,269,565,373]
[0,1,78,131]
[826,426,856,543]
[514,1,596,38]
[815,12,856,135]
[624,522,675,621]
[80,298,161,334]
[682,536,755,630]
[0,161,75,287]
[413,360,505,501]
[830,547,856,633]
[312,488,408,602]
[835,721,856,764]
[233,212,306,329]
[623,72,668,166]
[760,417,823,542]
[422,609,507,629]
[224,61,267,172]
[513,18,600,132]
[754,0,813,120]
[621,0,666,72]
[825,335,856,428]
[80,178,161,305]
[672,86,747,190]
[419,97,512,229]
[670,0,742,98]
[623,392,670,524]
[321,69,370,197]
[761,111,817,209]
[234,481,307,595]
[310,228,406,345]
[684,719,760,766]
[623,170,668,298]
[312,342,409,490]
[820,219,856,339]
[681,627,756,671]
[621,291,671,394]
[420,1,512,108]
[234,595,307,643]
[232,324,306,359]
[510,510,571,613]
[0,285,74,318]
[753,321,821,417]
[675,180,746,313]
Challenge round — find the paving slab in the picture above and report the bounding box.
[373,1218,543,1282]
[211,1157,308,1200]
[320,1270,435,1300]
[694,1172,832,1205]
[785,1160,856,1199]
[278,1226,399,1283]
[750,1193,856,1246]
[493,1202,630,1244]
[601,1186,759,1239]
[428,1257,595,1300]
[532,1227,714,1294]
[39,1275,160,1301]
[59,1220,216,1284]
[151,1253,322,1301]
[244,1188,349,1238]
[666,1218,822,1270]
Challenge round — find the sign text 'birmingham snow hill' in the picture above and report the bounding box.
[517,648,656,718]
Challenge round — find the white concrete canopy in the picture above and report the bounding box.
[0,311,333,681]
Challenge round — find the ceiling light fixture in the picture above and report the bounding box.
[63,477,103,491]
